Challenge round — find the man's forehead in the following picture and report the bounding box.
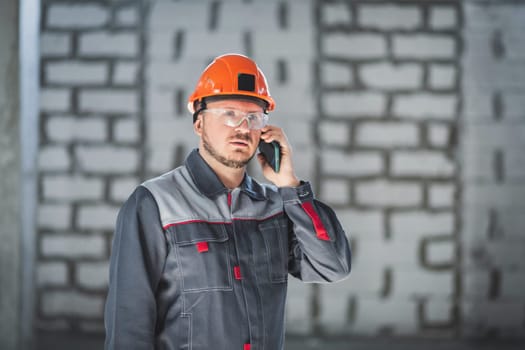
[207,98,264,111]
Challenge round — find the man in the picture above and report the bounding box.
[104,53,351,350]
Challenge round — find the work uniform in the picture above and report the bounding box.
[105,149,351,350]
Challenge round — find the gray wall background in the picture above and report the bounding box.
[2,0,524,345]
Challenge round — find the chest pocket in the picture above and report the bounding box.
[171,222,233,292]
[258,217,289,283]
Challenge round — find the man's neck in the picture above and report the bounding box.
[199,149,246,189]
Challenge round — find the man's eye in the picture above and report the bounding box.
[223,110,237,117]
[246,113,259,121]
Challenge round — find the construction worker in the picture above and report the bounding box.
[104,53,351,350]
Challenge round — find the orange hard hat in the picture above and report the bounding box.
[187,53,275,113]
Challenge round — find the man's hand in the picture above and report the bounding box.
[257,125,301,188]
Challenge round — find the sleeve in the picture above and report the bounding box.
[104,186,169,350]
[280,181,351,283]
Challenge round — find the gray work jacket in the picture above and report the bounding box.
[104,149,351,350]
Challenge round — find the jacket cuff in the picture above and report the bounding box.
[279,180,314,203]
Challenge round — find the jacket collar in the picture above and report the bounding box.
[185,148,267,201]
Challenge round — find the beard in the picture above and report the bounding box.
[202,128,255,169]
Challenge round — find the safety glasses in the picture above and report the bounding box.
[203,108,269,130]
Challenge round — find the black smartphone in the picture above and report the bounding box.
[258,140,281,172]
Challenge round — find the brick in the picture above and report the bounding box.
[391,211,454,236]
[353,298,417,335]
[429,6,458,29]
[423,300,454,324]
[462,300,525,337]
[463,207,525,243]
[341,264,384,294]
[41,234,105,258]
[323,92,386,118]
[391,151,455,177]
[319,280,353,334]
[356,180,422,207]
[47,116,107,142]
[40,88,71,112]
[429,64,457,89]
[253,32,314,58]
[503,92,525,121]
[286,278,311,334]
[462,148,492,182]
[321,150,383,176]
[462,270,490,298]
[463,92,493,122]
[463,124,525,149]
[393,93,457,120]
[320,61,353,87]
[429,183,455,208]
[356,122,419,147]
[503,29,525,60]
[506,148,525,180]
[46,4,108,29]
[79,89,138,113]
[79,32,138,57]
[42,175,104,201]
[76,146,138,174]
[425,238,455,266]
[321,2,351,27]
[501,271,525,299]
[149,1,207,31]
[358,4,421,30]
[39,146,70,171]
[336,209,384,239]
[76,262,109,289]
[177,32,244,59]
[360,62,422,90]
[116,6,138,26]
[37,204,71,230]
[40,32,71,57]
[41,291,104,317]
[45,61,108,85]
[113,61,139,85]
[428,123,450,147]
[323,34,387,59]
[37,262,68,286]
[114,118,139,143]
[77,204,120,230]
[35,319,71,332]
[394,269,454,297]
[79,321,105,334]
[464,184,525,209]
[393,34,456,59]
[319,121,350,147]
[463,60,525,90]
[110,177,139,202]
[320,179,350,205]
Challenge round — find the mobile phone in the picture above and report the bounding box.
[258,140,281,172]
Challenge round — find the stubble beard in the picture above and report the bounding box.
[202,129,254,169]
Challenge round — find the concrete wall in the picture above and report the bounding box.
[35,0,525,339]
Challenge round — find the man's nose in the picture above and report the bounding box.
[234,117,251,132]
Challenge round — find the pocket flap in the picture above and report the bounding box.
[172,221,228,245]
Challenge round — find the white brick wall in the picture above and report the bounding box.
[34,0,525,339]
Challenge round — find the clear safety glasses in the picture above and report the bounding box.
[203,108,269,130]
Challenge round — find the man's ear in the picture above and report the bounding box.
[193,117,203,136]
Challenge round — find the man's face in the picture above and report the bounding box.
[195,99,264,169]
